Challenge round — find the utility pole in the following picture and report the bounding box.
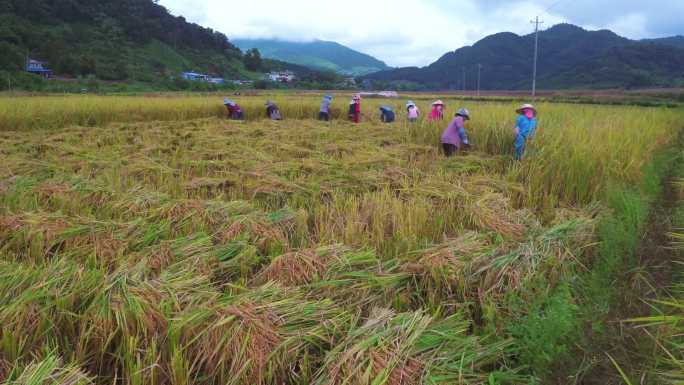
[462,66,466,92]
[531,16,544,97]
[477,64,482,97]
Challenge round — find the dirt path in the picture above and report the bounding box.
[578,154,682,385]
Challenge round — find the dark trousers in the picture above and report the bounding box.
[442,143,458,157]
[318,111,330,121]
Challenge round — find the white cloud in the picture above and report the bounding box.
[158,0,684,67]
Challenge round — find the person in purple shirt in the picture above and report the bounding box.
[440,108,471,157]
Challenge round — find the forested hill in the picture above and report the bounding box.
[0,0,315,83]
[364,24,684,90]
[233,39,391,76]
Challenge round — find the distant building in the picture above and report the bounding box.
[231,80,254,86]
[26,59,52,78]
[360,91,399,98]
[267,71,296,83]
[181,72,226,85]
[182,72,210,82]
[344,77,357,86]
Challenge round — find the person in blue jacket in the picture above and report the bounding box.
[379,106,395,123]
[514,104,538,160]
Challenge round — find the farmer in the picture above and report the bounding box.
[348,95,361,123]
[428,100,445,121]
[223,99,244,120]
[440,108,471,157]
[513,104,538,160]
[406,101,420,122]
[379,106,395,123]
[319,94,333,121]
[265,100,282,120]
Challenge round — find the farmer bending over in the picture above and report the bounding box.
[406,101,420,123]
[265,100,282,120]
[379,106,395,123]
[224,99,244,120]
[440,108,471,157]
[514,104,538,160]
[428,100,445,121]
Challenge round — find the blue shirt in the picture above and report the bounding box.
[516,116,537,138]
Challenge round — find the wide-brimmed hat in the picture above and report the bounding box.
[406,100,416,107]
[223,98,234,106]
[324,94,333,100]
[432,100,444,106]
[265,100,274,106]
[457,108,471,120]
[516,104,537,114]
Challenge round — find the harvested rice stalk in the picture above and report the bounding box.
[315,308,521,385]
[468,193,529,238]
[178,284,351,385]
[252,244,375,286]
[401,232,493,308]
[8,354,94,385]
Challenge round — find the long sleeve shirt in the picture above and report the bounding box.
[441,116,468,146]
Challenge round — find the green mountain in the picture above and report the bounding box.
[364,24,684,90]
[642,36,684,49]
[233,39,391,76]
[0,0,324,87]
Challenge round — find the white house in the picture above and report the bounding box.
[267,71,296,83]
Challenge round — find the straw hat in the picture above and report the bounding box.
[516,104,537,114]
[223,98,234,106]
[432,100,445,106]
[457,108,471,120]
[406,100,416,107]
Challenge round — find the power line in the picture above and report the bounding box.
[531,16,544,97]
[545,0,566,13]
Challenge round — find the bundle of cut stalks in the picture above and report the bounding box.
[5,355,94,385]
[314,308,523,385]
[176,283,352,385]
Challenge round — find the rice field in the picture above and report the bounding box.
[0,94,682,384]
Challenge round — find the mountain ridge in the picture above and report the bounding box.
[364,23,684,90]
[233,38,391,76]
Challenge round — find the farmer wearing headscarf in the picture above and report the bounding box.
[514,104,538,160]
[265,100,282,120]
[440,108,471,157]
[223,99,244,120]
[348,94,361,123]
[406,101,420,123]
[319,95,333,121]
[428,100,445,121]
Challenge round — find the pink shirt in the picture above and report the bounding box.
[408,106,420,119]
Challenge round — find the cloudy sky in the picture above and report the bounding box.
[158,0,684,67]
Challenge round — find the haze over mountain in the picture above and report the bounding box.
[233,39,391,76]
[364,24,684,90]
